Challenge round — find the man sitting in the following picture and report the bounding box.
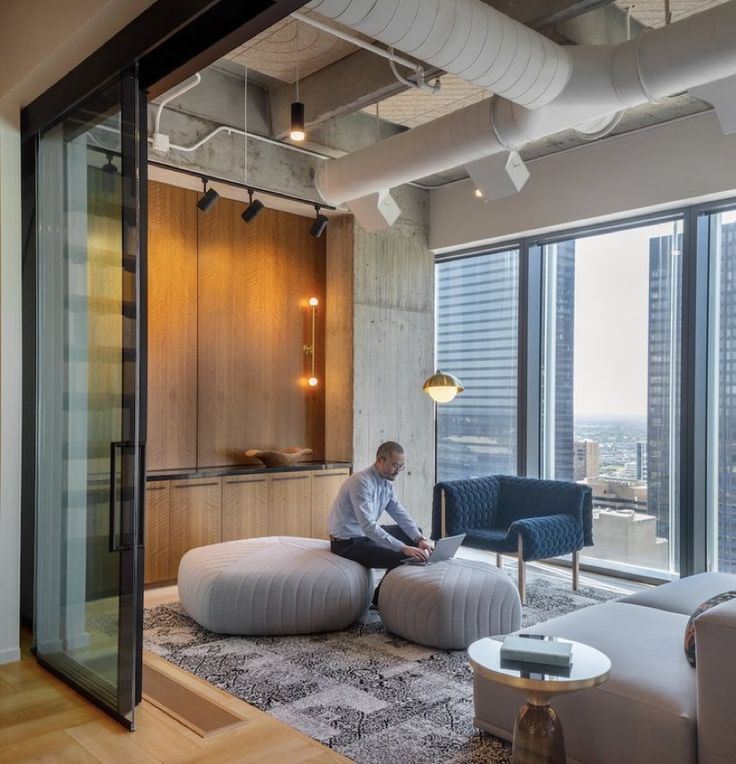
[327,441,432,605]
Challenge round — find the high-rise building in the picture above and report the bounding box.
[636,441,647,481]
[542,241,575,481]
[435,251,519,481]
[574,439,600,482]
[646,233,682,562]
[717,222,736,572]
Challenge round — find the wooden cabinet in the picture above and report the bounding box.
[144,467,350,586]
[222,475,269,541]
[310,468,349,539]
[144,482,170,585]
[269,473,312,537]
[168,478,222,579]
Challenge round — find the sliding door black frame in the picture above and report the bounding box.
[20,0,309,723]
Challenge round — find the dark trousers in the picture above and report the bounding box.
[331,525,416,605]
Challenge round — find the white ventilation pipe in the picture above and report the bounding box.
[310,0,736,211]
[497,1,736,147]
[306,0,572,109]
[316,99,502,207]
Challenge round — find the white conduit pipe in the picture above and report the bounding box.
[153,73,201,138]
[306,0,572,109]
[312,0,736,207]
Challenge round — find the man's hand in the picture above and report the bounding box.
[401,545,430,561]
[417,537,433,553]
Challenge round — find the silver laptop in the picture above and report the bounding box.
[401,534,466,565]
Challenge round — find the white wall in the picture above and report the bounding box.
[0,101,22,664]
[0,0,156,666]
[431,111,736,253]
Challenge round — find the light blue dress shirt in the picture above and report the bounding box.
[327,465,421,551]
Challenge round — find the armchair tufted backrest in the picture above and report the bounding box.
[432,476,501,538]
[497,476,592,538]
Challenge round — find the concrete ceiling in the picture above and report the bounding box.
[219,0,724,186]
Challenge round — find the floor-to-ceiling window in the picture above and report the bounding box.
[706,207,736,574]
[435,249,519,481]
[540,220,684,577]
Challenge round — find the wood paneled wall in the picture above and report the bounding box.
[325,216,353,462]
[147,181,327,471]
[147,182,198,470]
[197,200,325,466]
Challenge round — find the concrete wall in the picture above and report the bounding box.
[431,111,736,253]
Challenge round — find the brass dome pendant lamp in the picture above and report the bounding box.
[422,371,464,403]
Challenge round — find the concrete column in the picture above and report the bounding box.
[351,184,435,531]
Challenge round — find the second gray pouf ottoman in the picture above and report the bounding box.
[378,558,521,649]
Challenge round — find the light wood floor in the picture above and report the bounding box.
[0,619,351,763]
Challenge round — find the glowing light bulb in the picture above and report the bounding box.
[308,376,318,387]
[474,188,483,198]
[308,297,319,307]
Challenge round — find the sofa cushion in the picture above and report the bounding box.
[473,601,696,764]
[684,590,736,667]
[618,571,736,615]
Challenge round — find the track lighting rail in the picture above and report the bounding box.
[147,159,337,212]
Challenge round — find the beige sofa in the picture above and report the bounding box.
[472,572,736,764]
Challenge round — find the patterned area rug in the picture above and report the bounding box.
[143,578,620,764]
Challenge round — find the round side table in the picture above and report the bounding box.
[468,636,610,764]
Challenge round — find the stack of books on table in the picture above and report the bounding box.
[500,635,573,668]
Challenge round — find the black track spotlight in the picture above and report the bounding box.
[309,205,328,239]
[197,177,219,213]
[241,188,264,223]
[101,153,118,193]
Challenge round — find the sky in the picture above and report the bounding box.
[572,220,683,418]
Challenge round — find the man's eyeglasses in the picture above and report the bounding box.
[388,461,406,472]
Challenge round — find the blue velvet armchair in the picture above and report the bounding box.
[432,475,593,603]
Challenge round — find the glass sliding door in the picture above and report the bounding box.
[436,250,520,480]
[34,72,144,728]
[706,207,736,574]
[541,219,683,577]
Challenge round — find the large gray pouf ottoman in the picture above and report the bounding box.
[378,558,521,649]
[178,536,372,635]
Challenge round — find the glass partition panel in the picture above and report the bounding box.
[34,75,142,728]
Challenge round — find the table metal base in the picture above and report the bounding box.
[511,701,566,764]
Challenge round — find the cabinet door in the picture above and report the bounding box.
[222,475,269,541]
[144,482,170,585]
[310,469,349,539]
[168,478,222,579]
[269,473,311,537]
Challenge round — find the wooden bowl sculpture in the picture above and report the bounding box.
[244,447,313,467]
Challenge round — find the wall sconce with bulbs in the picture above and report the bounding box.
[422,370,464,402]
[304,297,319,387]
